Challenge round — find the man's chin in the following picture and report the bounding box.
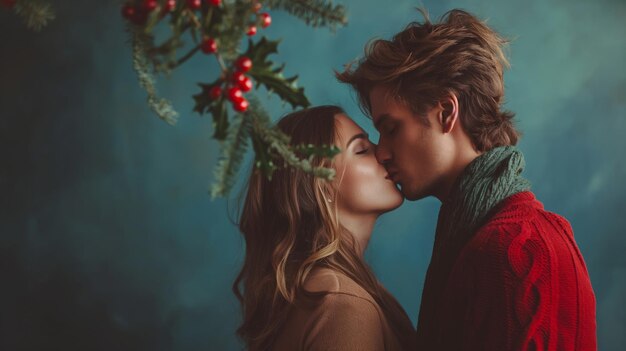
[400,184,428,201]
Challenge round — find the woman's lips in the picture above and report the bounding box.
[385,171,398,182]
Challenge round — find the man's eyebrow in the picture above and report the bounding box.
[374,114,391,130]
[346,133,369,148]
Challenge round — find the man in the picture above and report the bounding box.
[337,9,597,351]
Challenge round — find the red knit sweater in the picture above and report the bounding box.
[416,191,597,350]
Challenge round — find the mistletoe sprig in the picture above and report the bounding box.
[246,97,340,180]
[121,0,347,197]
[1,0,56,31]
[210,96,340,197]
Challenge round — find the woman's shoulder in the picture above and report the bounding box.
[293,268,414,351]
[275,267,414,351]
[290,267,387,350]
[303,267,376,303]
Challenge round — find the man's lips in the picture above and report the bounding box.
[385,171,399,182]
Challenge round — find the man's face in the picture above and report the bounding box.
[369,85,453,201]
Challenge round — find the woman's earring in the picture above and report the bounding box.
[324,193,333,202]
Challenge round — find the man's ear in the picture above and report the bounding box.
[438,93,460,134]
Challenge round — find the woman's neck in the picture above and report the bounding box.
[338,212,377,257]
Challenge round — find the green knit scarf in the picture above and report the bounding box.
[432,145,532,265]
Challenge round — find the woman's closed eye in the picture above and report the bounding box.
[354,139,373,155]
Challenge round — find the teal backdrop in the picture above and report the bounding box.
[2,0,625,350]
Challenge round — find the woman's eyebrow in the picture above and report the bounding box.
[346,133,369,148]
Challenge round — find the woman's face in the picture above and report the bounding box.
[332,113,404,215]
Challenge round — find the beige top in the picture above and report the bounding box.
[272,267,415,351]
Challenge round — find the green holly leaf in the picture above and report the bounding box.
[244,37,310,110]
[192,81,229,141]
[244,36,280,64]
[192,82,214,115]
[209,98,229,141]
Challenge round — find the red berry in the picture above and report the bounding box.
[201,37,217,54]
[131,7,148,25]
[252,3,262,12]
[186,0,201,10]
[208,0,221,6]
[163,0,176,12]
[231,71,247,85]
[142,0,158,11]
[121,3,136,19]
[233,98,249,112]
[260,13,271,28]
[227,87,244,103]
[246,26,257,36]
[209,85,223,100]
[238,76,253,92]
[235,56,253,72]
[1,0,16,8]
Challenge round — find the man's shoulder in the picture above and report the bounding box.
[481,191,572,233]
[486,191,543,223]
[452,192,582,292]
[467,191,575,258]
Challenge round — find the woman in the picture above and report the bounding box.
[233,106,416,350]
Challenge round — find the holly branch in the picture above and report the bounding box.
[122,0,347,198]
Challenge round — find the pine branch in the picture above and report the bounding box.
[213,1,253,61]
[265,0,347,31]
[210,111,252,198]
[14,0,55,31]
[128,24,179,126]
[152,24,191,74]
[173,42,202,68]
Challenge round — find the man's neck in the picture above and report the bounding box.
[435,148,482,203]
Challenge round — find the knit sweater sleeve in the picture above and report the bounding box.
[443,215,596,351]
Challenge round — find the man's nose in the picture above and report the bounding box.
[374,142,392,165]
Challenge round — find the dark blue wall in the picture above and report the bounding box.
[2,0,624,349]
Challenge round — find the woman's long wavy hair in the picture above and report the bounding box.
[233,106,414,350]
